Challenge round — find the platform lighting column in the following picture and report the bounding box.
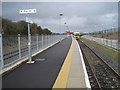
[64,22,68,36]
[101,24,105,45]
[59,13,63,34]
[111,27,114,47]
[64,22,67,33]
[112,27,114,33]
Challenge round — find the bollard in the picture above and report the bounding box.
[18,34,21,59]
[0,34,3,69]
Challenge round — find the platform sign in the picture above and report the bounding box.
[19,9,37,14]
[19,8,37,63]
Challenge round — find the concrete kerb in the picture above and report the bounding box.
[0,37,66,76]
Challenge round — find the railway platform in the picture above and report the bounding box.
[2,36,91,89]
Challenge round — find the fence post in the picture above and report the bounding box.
[104,38,105,45]
[36,34,39,51]
[47,35,48,46]
[49,35,50,45]
[18,34,21,59]
[52,35,54,44]
[42,34,43,49]
[0,34,3,69]
[118,40,120,49]
[105,39,106,45]
[111,39,112,47]
[106,39,107,46]
[102,38,104,45]
[106,39,108,46]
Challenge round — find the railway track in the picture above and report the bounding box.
[3,39,52,67]
[4,47,28,60]
[3,39,51,61]
[78,39,120,89]
[82,49,102,89]
[3,45,37,60]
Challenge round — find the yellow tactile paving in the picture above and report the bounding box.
[52,38,74,88]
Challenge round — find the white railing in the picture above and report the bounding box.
[82,35,120,50]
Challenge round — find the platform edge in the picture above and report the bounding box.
[76,40,91,89]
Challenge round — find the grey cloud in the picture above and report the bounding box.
[2,2,118,33]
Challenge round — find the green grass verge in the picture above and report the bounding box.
[80,38,119,60]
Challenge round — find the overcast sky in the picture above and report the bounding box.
[2,2,118,33]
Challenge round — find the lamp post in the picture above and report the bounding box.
[101,24,104,32]
[64,22,70,32]
[64,22,67,28]
[64,22,68,36]
[64,22,67,34]
[94,25,96,31]
[64,22,68,31]
[59,13,63,34]
[112,27,114,32]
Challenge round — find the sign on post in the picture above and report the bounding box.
[19,8,37,63]
[19,9,37,14]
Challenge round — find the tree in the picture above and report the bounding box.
[42,28,52,35]
[30,23,38,35]
[17,20,28,35]
[2,17,53,35]
[2,18,17,35]
[37,26,43,34]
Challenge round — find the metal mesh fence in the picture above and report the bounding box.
[3,35,19,66]
[89,27,119,35]
[20,35,28,58]
[0,34,66,68]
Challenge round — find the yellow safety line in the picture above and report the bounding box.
[52,38,74,88]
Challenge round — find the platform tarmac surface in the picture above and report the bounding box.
[2,37,72,88]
